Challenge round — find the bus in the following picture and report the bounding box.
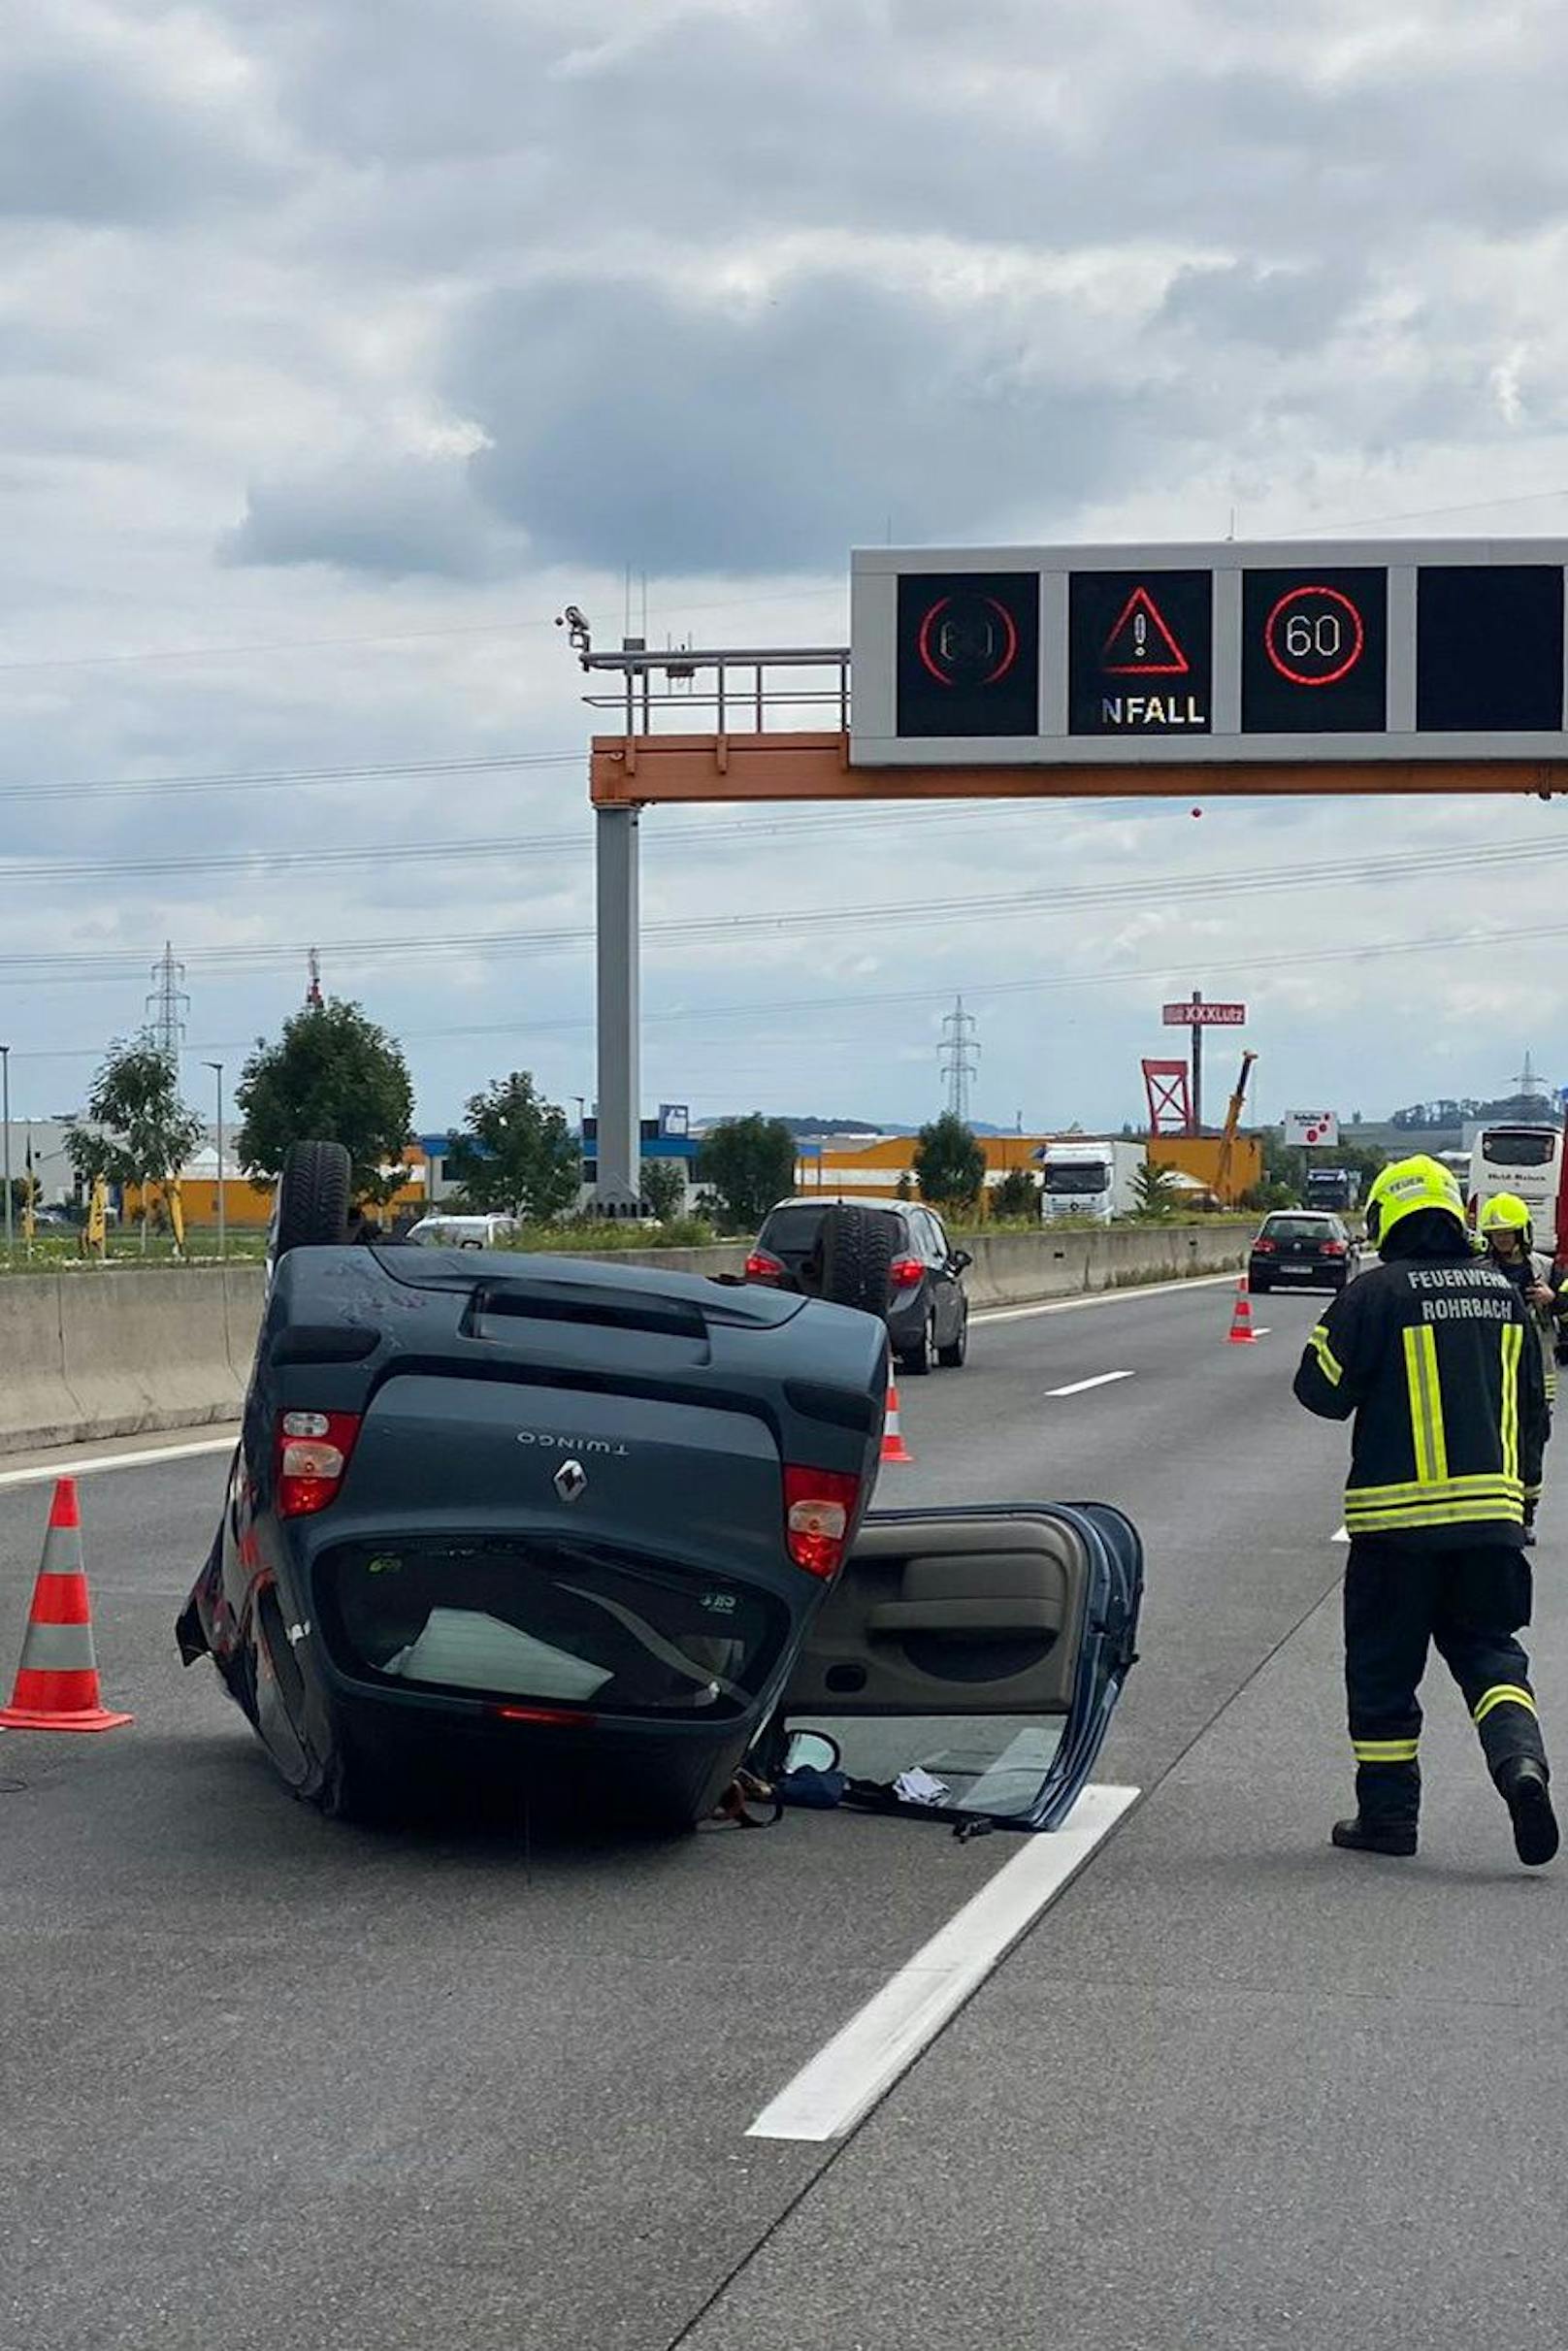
[1467,1123,1564,1252]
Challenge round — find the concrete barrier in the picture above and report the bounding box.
[0,1228,1243,1457]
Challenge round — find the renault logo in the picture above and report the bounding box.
[553,1459,589,1505]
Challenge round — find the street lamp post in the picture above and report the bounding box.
[204,1061,226,1262]
[0,1045,11,1259]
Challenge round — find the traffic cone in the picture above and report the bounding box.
[0,1479,133,1733]
[1226,1277,1258,1347]
[880,1377,914,1464]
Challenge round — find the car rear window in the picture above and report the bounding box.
[319,1538,790,1720]
[1261,1217,1339,1241]
[758,1205,829,1252]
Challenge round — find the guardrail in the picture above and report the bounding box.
[0,1226,1247,1457]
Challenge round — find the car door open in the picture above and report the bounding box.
[777,1503,1142,1830]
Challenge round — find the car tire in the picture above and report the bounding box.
[274,1139,351,1256]
[937,1309,968,1369]
[899,1314,936,1376]
[1250,1276,1271,1294]
[820,1203,896,1317]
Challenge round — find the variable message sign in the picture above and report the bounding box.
[849,540,1568,766]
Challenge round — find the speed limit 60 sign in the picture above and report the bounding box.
[1242,570,1387,733]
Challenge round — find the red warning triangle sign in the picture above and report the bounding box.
[1101,585,1190,676]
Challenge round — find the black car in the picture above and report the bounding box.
[745,1197,971,1374]
[1248,1210,1356,1294]
[177,1145,1139,1835]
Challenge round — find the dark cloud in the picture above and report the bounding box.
[0,61,283,223]
[1158,261,1365,353]
[221,454,521,580]
[448,271,1176,575]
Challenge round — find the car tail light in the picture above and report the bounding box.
[1254,1238,1277,1254]
[745,1250,785,1281]
[1322,1241,1347,1257]
[888,1257,925,1288]
[784,1465,861,1580]
[276,1409,361,1518]
[490,1704,596,1728]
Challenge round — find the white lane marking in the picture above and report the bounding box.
[974,1272,1239,1325]
[1046,1371,1135,1398]
[1332,1526,1350,1545]
[747,1783,1138,2144]
[0,1435,237,1492]
[1252,1327,1271,1337]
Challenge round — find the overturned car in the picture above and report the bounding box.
[178,1144,1141,1834]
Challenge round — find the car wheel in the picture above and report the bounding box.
[899,1314,936,1376]
[820,1203,896,1317]
[937,1308,968,1368]
[274,1139,351,1257]
[1250,1276,1271,1294]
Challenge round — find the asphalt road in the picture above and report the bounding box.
[4,1273,1559,2351]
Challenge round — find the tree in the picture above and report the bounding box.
[698,1115,796,1229]
[445,1071,580,1221]
[1130,1159,1182,1219]
[236,999,413,1204]
[639,1158,687,1221]
[992,1165,1040,1219]
[67,1035,205,1248]
[913,1114,986,1215]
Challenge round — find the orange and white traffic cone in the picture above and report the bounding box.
[0,1479,133,1733]
[880,1377,914,1464]
[1226,1277,1258,1347]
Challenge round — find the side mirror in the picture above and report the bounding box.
[950,1249,973,1274]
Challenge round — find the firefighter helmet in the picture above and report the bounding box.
[1480,1192,1533,1247]
[1365,1155,1465,1250]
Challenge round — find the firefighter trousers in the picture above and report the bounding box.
[1344,1538,1548,1827]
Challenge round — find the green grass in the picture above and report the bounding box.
[0,1228,271,1273]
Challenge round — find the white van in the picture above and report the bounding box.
[406,1213,520,1251]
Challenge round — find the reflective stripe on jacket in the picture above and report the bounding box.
[1294,1252,1547,1547]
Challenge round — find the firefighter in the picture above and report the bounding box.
[1478,1192,1566,1539]
[1294,1155,1556,1866]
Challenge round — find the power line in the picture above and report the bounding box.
[0,819,1559,970]
[0,749,584,806]
[11,905,1568,1063]
[0,583,844,678]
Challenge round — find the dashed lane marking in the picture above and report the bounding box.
[1046,1371,1136,1397]
[748,1784,1139,2143]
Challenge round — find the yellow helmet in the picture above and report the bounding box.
[1365,1154,1465,1249]
[1480,1192,1533,1239]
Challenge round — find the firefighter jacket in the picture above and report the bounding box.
[1294,1250,1547,1545]
[1486,1246,1565,1408]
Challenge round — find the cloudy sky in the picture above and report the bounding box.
[5,0,1568,1139]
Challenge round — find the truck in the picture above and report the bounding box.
[1304,1165,1361,1214]
[1037,1139,1145,1225]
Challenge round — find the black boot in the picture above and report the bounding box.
[1498,1756,1559,1867]
[1331,1815,1418,1857]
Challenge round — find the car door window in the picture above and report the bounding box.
[780,1503,1143,1829]
[910,1209,941,1264]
